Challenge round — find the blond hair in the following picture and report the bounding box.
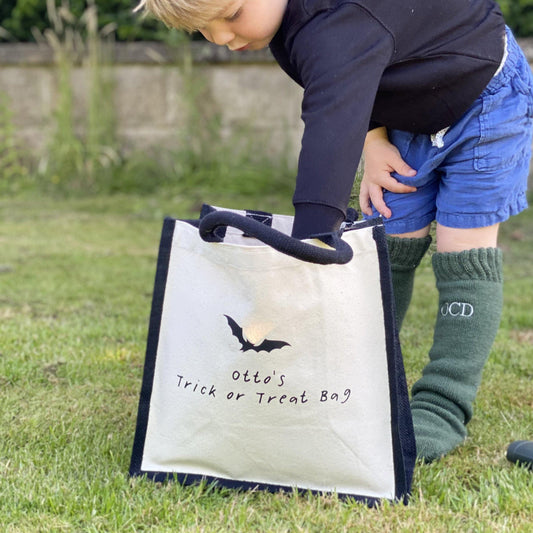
[135,0,232,33]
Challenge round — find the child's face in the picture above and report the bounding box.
[198,0,287,51]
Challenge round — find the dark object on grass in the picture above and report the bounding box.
[506,441,533,470]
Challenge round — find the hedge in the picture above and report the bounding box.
[0,0,169,42]
[0,0,532,43]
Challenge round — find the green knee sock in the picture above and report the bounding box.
[411,247,503,462]
[386,235,432,330]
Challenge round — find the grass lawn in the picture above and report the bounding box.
[0,190,532,532]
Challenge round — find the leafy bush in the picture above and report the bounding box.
[0,0,169,42]
[0,0,17,27]
[498,0,533,37]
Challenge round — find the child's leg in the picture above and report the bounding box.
[386,232,432,330]
[411,224,503,461]
[405,29,531,460]
[369,27,531,461]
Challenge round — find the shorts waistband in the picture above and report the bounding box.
[482,26,521,95]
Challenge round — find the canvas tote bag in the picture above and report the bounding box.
[130,205,415,504]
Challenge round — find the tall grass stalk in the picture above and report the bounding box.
[33,2,293,200]
[84,1,120,189]
[36,0,119,194]
[0,92,30,194]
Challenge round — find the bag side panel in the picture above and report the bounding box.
[129,218,176,475]
[373,225,416,502]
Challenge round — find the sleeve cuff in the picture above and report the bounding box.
[291,203,346,239]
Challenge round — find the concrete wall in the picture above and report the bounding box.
[0,42,304,161]
[1,39,532,163]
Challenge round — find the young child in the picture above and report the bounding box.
[135,0,533,462]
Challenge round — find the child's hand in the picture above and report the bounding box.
[359,127,417,218]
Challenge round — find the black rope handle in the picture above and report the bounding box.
[198,210,353,265]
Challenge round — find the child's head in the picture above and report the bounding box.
[136,0,287,51]
[135,0,231,33]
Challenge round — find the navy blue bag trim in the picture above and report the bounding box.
[129,217,175,477]
[130,213,415,504]
[245,209,273,227]
[135,470,383,506]
[372,224,416,504]
[242,210,273,238]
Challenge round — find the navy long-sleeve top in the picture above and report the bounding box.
[268,0,505,237]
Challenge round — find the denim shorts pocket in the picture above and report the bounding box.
[474,86,533,172]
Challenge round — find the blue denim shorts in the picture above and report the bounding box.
[367,27,533,233]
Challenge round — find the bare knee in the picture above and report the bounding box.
[436,223,500,253]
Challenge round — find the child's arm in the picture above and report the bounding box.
[360,127,417,218]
